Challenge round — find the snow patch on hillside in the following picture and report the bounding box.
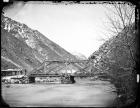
[25,38,36,49]
[72,52,87,60]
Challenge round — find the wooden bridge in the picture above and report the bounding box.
[27,60,94,76]
[25,59,95,83]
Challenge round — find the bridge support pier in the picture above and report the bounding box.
[70,75,75,83]
[29,76,35,83]
[61,75,75,84]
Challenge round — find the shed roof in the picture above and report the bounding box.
[1,69,23,71]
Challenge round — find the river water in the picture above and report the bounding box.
[2,78,117,107]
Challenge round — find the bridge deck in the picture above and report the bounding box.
[29,74,94,77]
[29,74,61,77]
[43,60,89,63]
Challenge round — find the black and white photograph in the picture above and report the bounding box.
[1,1,139,107]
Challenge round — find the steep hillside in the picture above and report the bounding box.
[89,24,137,105]
[1,14,78,72]
[89,24,136,72]
[1,56,21,70]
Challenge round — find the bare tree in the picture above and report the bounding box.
[105,2,135,32]
[104,2,136,65]
[102,2,137,106]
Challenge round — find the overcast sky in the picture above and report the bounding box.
[3,1,119,58]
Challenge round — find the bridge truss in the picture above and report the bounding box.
[27,59,95,77]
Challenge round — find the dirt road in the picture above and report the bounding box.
[2,79,117,107]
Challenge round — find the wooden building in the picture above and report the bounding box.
[1,69,27,77]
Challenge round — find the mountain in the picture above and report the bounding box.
[89,23,137,105]
[1,14,78,73]
[1,56,21,70]
[89,24,137,73]
[72,52,87,60]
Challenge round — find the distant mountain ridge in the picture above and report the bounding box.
[72,52,87,60]
[1,14,78,72]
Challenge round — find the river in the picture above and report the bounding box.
[2,78,117,107]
